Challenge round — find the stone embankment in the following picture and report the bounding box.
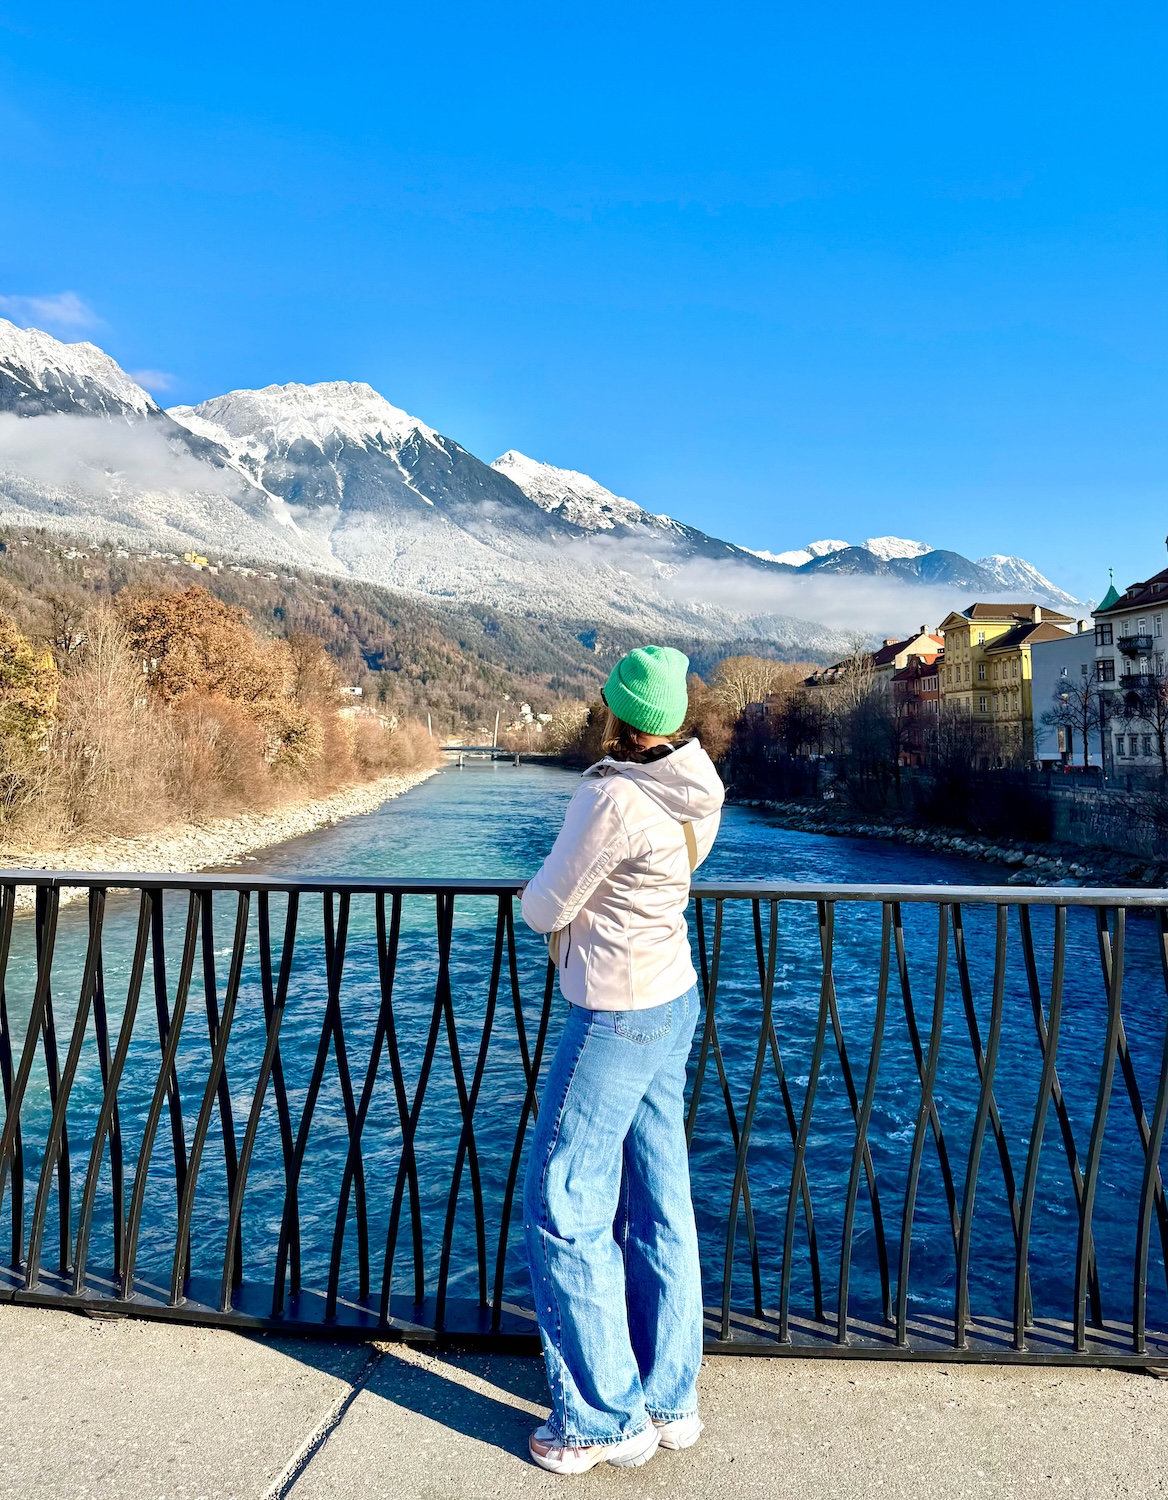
[737,798,1168,889]
[0,768,438,910]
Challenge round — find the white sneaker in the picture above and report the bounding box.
[528,1422,661,1474]
[653,1413,704,1450]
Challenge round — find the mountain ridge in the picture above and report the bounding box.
[0,320,1085,645]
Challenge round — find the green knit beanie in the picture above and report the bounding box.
[603,645,690,736]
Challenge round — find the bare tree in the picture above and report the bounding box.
[835,633,876,710]
[709,655,810,715]
[1041,667,1107,769]
[777,689,827,758]
[42,587,90,662]
[1124,675,1168,774]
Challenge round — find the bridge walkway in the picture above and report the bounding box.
[3,1302,1166,1499]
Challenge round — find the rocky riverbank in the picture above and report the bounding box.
[735,797,1168,889]
[0,769,439,910]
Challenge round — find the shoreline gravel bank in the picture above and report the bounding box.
[0,768,439,910]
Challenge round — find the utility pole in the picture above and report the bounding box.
[427,712,432,739]
[493,709,500,748]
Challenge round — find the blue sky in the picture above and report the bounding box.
[0,1,1164,600]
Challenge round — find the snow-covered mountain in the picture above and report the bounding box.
[0,319,305,557]
[757,534,1080,610]
[0,320,155,418]
[864,535,933,562]
[491,451,665,532]
[160,387,814,637]
[747,539,848,567]
[0,321,1085,645]
[975,553,1079,608]
[490,449,773,570]
[170,382,565,557]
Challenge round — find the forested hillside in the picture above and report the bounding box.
[0,529,821,733]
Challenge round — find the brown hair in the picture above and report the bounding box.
[602,708,678,763]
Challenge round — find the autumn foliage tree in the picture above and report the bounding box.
[0,580,439,848]
[0,613,58,745]
[0,612,60,827]
[118,586,289,705]
[117,586,324,769]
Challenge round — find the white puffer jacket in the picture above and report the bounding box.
[520,738,724,1010]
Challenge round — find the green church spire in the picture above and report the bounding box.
[1098,567,1121,611]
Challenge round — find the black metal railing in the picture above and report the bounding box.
[1,871,1167,1366]
[1117,634,1155,656]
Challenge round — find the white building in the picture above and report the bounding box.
[1093,558,1168,771]
[1030,622,1102,768]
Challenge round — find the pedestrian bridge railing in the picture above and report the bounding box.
[1,871,1166,1366]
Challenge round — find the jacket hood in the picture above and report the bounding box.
[583,737,725,823]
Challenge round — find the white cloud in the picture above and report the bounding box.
[0,291,99,331]
[0,413,250,499]
[659,555,971,638]
[129,369,179,394]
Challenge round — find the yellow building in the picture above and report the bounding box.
[938,604,1074,762]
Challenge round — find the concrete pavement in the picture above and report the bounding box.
[2,1304,1167,1499]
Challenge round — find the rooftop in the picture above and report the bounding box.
[942,603,1074,626]
[984,620,1076,653]
[892,653,942,681]
[871,630,943,668]
[1096,564,1168,615]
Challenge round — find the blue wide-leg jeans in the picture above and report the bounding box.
[523,983,704,1447]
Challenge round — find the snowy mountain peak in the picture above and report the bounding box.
[491,450,675,533]
[747,538,849,567]
[0,318,157,417]
[864,536,933,561]
[975,554,1080,610]
[170,380,439,460]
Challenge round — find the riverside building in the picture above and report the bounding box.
[1092,556,1168,772]
[938,603,1075,764]
[1029,621,1102,769]
[891,652,942,766]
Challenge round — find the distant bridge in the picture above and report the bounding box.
[440,744,558,766]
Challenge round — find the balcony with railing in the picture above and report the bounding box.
[1,870,1167,1367]
[1116,634,1155,656]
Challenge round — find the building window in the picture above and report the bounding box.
[1012,662,1019,679]
[1138,618,1148,634]
[1096,623,1113,646]
[1098,659,1115,682]
[977,663,986,681]
[978,695,988,713]
[977,630,985,644]
[1080,663,1089,676]
[1156,614,1163,638]
[1144,735,1155,756]
[1013,692,1019,712]
[1121,620,1130,637]
[1116,736,1128,758]
[965,664,971,682]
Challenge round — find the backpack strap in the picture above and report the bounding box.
[683,820,699,873]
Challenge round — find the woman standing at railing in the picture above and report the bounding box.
[520,645,724,1475]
